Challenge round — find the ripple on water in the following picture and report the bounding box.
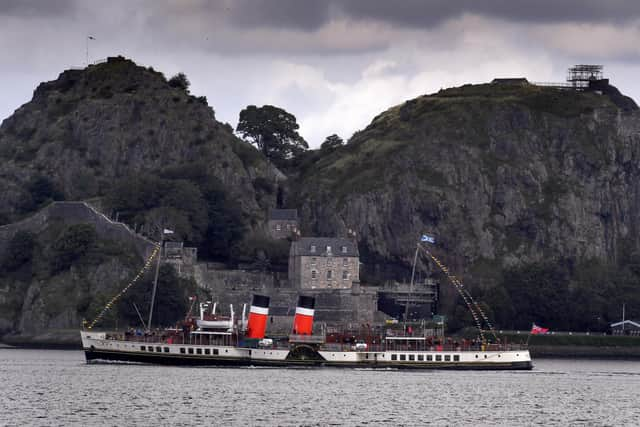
[1,350,640,426]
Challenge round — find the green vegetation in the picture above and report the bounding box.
[499,332,640,347]
[50,224,97,272]
[236,104,308,166]
[117,264,197,328]
[320,134,344,151]
[19,175,65,213]
[168,72,190,92]
[480,258,640,332]
[1,231,36,272]
[106,164,246,264]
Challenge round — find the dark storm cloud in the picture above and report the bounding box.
[227,0,330,31]
[213,0,640,31]
[0,0,75,17]
[339,0,640,27]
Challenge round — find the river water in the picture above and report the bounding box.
[0,349,638,426]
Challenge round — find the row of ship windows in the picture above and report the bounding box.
[390,354,461,362]
[140,346,223,356]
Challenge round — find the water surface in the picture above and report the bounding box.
[1,349,638,426]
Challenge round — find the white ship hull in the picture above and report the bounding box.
[81,331,533,370]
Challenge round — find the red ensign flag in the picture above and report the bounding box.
[531,323,549,335]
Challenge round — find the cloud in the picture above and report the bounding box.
[0,0,76,18]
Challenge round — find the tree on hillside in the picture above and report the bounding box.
[320,134,344,151]
[168,72,190,91]
[236,105,308,163]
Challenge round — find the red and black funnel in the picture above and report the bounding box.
[292,295,315,335]
[246,295,270,339]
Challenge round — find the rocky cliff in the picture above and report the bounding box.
[295,83,640,288]
[0,57,281,344]
[0,56,279,225]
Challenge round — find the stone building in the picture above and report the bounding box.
[268,209,299,240]
[163,241,197,276]
[289,237,359,290]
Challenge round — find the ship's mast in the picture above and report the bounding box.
[147,229,163,330]
[404,243,420,322]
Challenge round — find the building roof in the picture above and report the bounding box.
[269,209,298,221]
[610,320,640,328]
[290,237,359,257]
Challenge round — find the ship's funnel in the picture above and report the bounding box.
[292,295,315,335]
[246,295,270,339]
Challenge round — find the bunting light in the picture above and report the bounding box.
[87,244,161,330]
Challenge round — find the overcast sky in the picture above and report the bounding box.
[2,0,640,147]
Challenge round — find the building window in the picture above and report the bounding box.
[453,355,460,362]
[343,257,348,266]
[180,348,185,354]
[148,347,153,352]
[213,349,219,355]
[341,246,347,253]
[276,224,281,231]
[205,349,210,355]
[164,347,169,353]
[418,355,424,361]
[156,346,162,352]
[391,354,397,361]
[196,348,202,355]
[327,258,333,266]
[327,270,332,280]
[399,354,406,361]
[427,355,433,361]
[310,257,317,266]
[409,354,415,361]
[140,346,146,351]
[326,245,332,253]
[188,348,194,354]
[311,270,317,279]
[310,245,316,253]
[342,271,348,280]
[444,355,451,361]
[435,355,442,361]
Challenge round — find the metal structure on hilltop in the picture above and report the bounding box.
[566,65,604,88]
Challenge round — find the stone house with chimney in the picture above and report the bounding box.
[268,209,299,240]
[289,237,359,289]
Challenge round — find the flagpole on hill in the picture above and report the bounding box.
[86,36,95,66]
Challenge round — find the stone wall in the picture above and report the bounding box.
[190,263,377,334]
[0,201,156,260]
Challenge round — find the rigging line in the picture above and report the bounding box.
[422,245,498,341]
[420,246,485,342]
[86,244,161,330]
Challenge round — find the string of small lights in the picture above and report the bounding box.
[86,244,160,330]
[421,245,498,342]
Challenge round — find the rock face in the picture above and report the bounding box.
[0,57,282,345]
[296,83,640,286]
[0,56,278,223]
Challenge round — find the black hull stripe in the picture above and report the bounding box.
[84,350,533,370]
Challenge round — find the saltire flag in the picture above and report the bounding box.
[163,228,174,234]
[531,323,549,335]
[421,234,435,244]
